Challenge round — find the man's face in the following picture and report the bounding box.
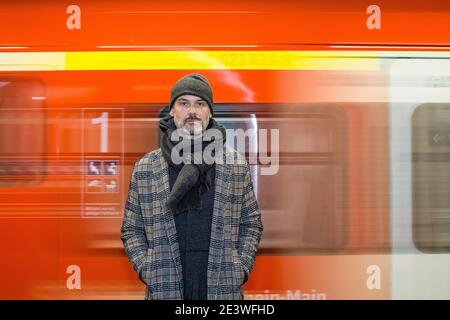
[170,94,212,135]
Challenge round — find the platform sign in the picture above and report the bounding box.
[82,108,124,217]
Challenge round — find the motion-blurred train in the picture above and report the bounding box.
[1,0,450,299]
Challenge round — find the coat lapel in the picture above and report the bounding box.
[155,149,185,298]
[207,149,232,299]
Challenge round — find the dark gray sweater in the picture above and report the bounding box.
[168,164,215,300]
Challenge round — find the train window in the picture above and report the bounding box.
[0,79,46,186]
[214,104,348,254]
[216,113,259,192]
[412,103,450,253]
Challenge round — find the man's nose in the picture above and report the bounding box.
[187,109,198,117]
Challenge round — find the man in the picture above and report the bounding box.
[121,73,263,300]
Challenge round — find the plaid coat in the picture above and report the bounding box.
[121,147,263,300]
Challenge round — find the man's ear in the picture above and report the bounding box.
[169,109,173,117]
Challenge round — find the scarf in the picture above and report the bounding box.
[159,115,226,212]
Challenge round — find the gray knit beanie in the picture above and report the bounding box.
[169,73,214,115]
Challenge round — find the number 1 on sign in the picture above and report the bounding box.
[91,112,108,153]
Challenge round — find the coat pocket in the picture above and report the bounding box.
[232,249,246,286]
[139,248,154,285]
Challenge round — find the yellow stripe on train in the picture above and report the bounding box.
[65,51,380,70]
[0,50,383,71]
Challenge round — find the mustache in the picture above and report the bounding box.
[184,116,201,122]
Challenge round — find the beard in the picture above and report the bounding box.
[174,116,209,136]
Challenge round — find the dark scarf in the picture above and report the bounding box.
[159,115,226,212]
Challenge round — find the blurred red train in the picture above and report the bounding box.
[1,0,450,299]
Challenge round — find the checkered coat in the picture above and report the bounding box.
[121,147,263,300]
